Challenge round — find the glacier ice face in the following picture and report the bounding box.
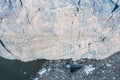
[0,0,120,62]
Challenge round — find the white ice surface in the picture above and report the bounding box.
[0,0,120,62]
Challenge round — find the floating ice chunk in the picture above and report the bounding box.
[38,68,47,75]
[23,72,27,74]
[33,77,39,80]
[65,64,71,69]
[106,63,112,67]
[112,77,116,80]
[48,68,51,71]
[84,65,95,75]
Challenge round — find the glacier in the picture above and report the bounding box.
[0,0,120,62]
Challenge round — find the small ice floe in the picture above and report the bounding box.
[106,63,112,67]
[103,76,106,79]
[102,70,105,73]
[84,65,95,75]
[38,68,47,75]
[48,68,51,71]
[65,64,71,69]
[23,72,27,74]
[33,77,39,80]
[112,77,116,80]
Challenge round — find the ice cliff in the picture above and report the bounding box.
[0,0,120,62]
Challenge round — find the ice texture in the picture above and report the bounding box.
[0,0,120,61]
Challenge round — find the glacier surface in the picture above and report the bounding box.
[0,0,120,62]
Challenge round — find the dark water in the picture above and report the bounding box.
[0,57,46,80]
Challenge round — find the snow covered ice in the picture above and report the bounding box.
[0,0,120,62]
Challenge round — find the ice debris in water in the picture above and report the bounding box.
[38,68,47,75]
[65,64,71,69]
[33,77,39,80]
[84,65,95,75]
[106,63,112,67]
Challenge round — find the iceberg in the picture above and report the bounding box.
[0,0,120,62]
